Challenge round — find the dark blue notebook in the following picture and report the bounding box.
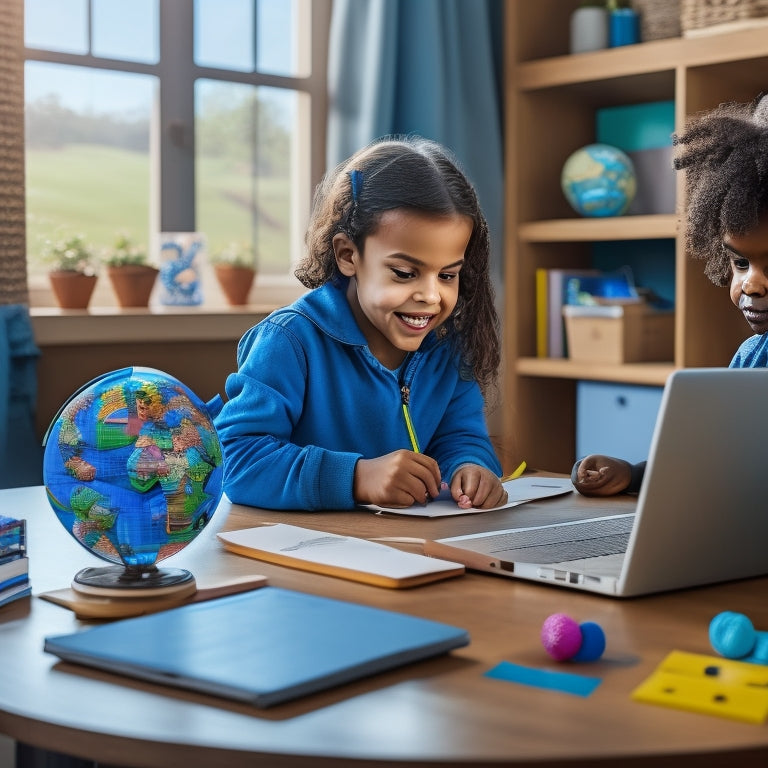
[44,586,469,707]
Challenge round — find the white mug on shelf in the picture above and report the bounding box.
[570,5,609,54]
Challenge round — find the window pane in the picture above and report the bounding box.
[92,0,159,64]
[25,62,155,274]
[194,0,254,72]
[195,79,297,276]
[25,0,88,54]
[257,0,305,77]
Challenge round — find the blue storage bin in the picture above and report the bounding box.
[576,381,663,464]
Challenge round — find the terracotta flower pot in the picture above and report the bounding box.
[49,271,98,309]
[214,264,256,306]
[107,265,159,308]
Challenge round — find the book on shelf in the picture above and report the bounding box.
[536,268,599,358]
[536,268,639,358]
[536,268,548,357]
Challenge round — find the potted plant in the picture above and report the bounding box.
[103,234,158,308]
[42,235,98,309]
[211,242,257,306]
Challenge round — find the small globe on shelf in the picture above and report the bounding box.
[43,366,224,597]
[561,143,636,217]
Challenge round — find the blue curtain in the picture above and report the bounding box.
[0,305,43,489]
[326,0,504,287]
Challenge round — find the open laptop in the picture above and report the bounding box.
[424,368,768,597]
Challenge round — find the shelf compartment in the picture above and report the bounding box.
[504,2,766,474]
[518,215,678,242]
[518,28,768,91]
[516,357,675,387]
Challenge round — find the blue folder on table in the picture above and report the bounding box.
[43,587,469,707]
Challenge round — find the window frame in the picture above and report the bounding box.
[24,0,330,307]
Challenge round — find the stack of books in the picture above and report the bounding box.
[535,268,640,358]
[0,516,30,608]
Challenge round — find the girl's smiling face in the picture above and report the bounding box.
[334,209,471,369]
[727,213,768,334]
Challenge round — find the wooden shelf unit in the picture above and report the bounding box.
[503,0,766,473]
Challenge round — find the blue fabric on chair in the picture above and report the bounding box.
[0,305,43,489]
[326,0,504,288]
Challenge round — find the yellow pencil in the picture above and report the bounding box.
[502,460,527,482]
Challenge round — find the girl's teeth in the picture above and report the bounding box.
[401,315,429,328]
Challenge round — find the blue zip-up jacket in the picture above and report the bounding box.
[214,278,502,510]
[729,332,768,368]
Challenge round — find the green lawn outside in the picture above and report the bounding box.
[26,144,291,275]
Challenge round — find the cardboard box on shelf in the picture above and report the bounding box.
[563,303,674,364]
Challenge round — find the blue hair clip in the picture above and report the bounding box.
[349,169,363,203]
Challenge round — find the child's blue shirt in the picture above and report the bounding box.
[214,278,502,510]
[729,333,768,368]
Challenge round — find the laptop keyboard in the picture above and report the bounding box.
[487,515,635,564]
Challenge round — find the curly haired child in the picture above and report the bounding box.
[215,136,506,510]
[574,94,768,496]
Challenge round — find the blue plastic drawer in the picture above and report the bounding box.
[576,381,663,464]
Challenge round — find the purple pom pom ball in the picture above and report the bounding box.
[541,613,582,661]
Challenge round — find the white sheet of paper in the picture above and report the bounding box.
[364,477,574,518]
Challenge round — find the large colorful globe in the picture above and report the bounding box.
[43,367,223,571]
[561,143,636,217]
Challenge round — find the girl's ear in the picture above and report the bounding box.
[333,233,358,277]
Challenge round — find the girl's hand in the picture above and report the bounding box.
[572,455,632,496]
[450,465,508,509]
[353,450,442,508]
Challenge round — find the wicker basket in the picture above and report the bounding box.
[631,0,681,40]
[681,0,768,33]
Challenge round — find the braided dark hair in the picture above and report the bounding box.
[296,136,500,395]
[674,94,768,287]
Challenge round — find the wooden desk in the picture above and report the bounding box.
[3,482,768,768]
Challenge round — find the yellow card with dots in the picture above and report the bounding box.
[631,650,768,724]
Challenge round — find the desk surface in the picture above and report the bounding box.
[3,481,768,768]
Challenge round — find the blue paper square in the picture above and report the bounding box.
[485,661,602,697]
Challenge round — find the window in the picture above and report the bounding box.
[24,0,329,307]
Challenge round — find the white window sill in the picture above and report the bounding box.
[30,304,280,346]
[28,270,307,345]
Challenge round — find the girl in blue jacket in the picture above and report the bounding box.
[215,136,506,511]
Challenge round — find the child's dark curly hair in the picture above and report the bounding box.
[674,94,768,287]
[295,135,501,395]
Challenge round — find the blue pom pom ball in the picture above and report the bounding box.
[572,621,606,662]
[709,611,756,659]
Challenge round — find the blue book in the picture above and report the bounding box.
[0,581,31,608]
[44,587,469,707]
[0,556,29,594]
